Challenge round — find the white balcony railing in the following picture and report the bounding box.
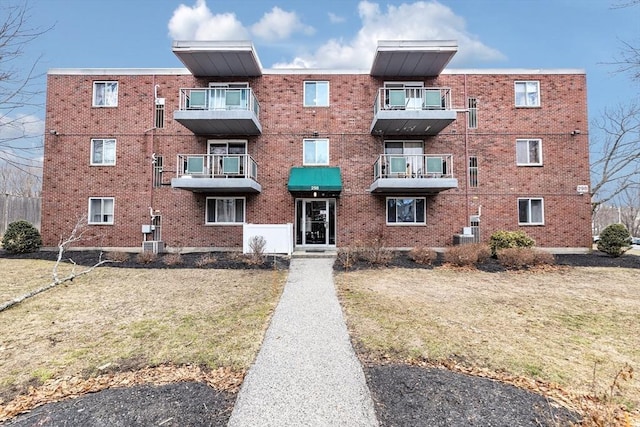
[373,87,452,114]
[373,154,454,180]
[178,88,260,118]
[176,154,258,181]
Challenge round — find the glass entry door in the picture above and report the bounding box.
[295,199,336,246]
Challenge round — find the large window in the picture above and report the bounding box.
[303,138,329,165]
[516,139,542,165]
[93,81,118,107]
[91,138,116,165]
[304,81,329,107]
[467,97,478,128]
[387,198,426,225]
[518,198,544,225]
[514,81,540,107]
[88,198,114,225]
[469,156,478,187]
[206,197,245,224]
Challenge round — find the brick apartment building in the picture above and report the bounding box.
[41,40,592,252]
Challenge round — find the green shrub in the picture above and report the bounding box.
[597,223,631,257]
[489,230,535,256]
[1,220,42,254]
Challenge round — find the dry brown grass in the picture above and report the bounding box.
[0,260,287,405]
[336,266,640,413]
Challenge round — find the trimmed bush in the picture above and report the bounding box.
[444,244,489,267]
[497,247,555,269]
[489,230,535,256]
[162,253,183,266]
[136,251,157,264]
[105,251,130,262]
[1,220,42,254]
[597,223,632,257]
[408,246,437,265]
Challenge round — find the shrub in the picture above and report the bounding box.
[105,251,129,262]
[247,235,267,265]
[359,235,393,266]
[489,230,535,256]
[597,223,632,257]
[1,220,42,254]
[162,253,183,266]
[195,253,217,267]
[444,244,479,267]
[497,247,555,269]
[136,251,157,264]
[408,246,437,265]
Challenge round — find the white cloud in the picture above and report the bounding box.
[168,0,249,40]
[0,114,45,142]
[251,7,315,41]
[328,12,346,24]
[273,0,505,69]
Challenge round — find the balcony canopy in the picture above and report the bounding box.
[370,40,457,77]
[287,167,342,195]
[172,40,263,77]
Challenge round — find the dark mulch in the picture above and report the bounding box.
[3,248,637,426]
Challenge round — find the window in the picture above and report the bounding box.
[518,198,544,225]
[467,97,477,128]
[514,81,539,107]
[206,197,245,224]
[152,155,163,188]
[303,138,329,165]
[90,138,116,165]
[88,198,114,225]
[469,156,478,187]
[516,139,542,165]
[93,81,118,107]
[386,198,426,225]
[304,81,329,107]
[155,99,165,128]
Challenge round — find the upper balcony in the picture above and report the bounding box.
[370,87,457,136]
[171,153,262,193]
[370,154,458,194]
[173,87,262,135]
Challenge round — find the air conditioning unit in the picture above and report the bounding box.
[142,241,164,254]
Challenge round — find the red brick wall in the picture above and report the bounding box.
[41,71,591,249]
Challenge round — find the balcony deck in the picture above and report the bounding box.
[370,87,456,136]
[171,154,262,193]
[173,88,262,135]
[369,154,458,194]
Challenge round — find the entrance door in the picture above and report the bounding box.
[295,199,336,246]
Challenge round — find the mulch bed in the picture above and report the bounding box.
[2,249,638,426]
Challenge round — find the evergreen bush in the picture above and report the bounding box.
[489,230,535,256]
[1,220,43,254]
[597,223,631,257]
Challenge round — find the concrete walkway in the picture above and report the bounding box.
[227,257,379,427]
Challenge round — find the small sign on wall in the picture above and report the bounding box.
[576,185,589,194]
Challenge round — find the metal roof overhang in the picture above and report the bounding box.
[370,40,458,78]
[172,40,263,77]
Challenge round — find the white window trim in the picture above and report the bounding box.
[207,139,248,154]
[303,81,329,107]
[386,197,426,225]
[516,138,543,166]
[90,138,117,166]
[514,80,540,107]
[303,138,330,166]
[205,197,246,225]
[88,197,115,225]
[92,81,118,107]
[518,197,545,226]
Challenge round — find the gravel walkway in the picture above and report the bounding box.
[227,257,378,427]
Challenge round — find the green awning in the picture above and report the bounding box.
[287,167,342,193]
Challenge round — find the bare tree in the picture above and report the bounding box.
[0,0,51,185]
[590,103,640,211]
[618,186,640,237]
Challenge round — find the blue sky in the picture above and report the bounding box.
[4,0,639,162]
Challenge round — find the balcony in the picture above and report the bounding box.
[171,154,262,193]
[370,154,458,194]
[370,87,457,136]
[173,88,262,135]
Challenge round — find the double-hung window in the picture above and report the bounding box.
[304,81,329,107]
[91,138,116,165]
[88,198,114,225]
[303,138,329,165]
[518,198,544,225]
[516,139,542,166]
[206,197,245,224]
[514,81,540,107]
[387,197,426,225]
[93,81,118,107]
